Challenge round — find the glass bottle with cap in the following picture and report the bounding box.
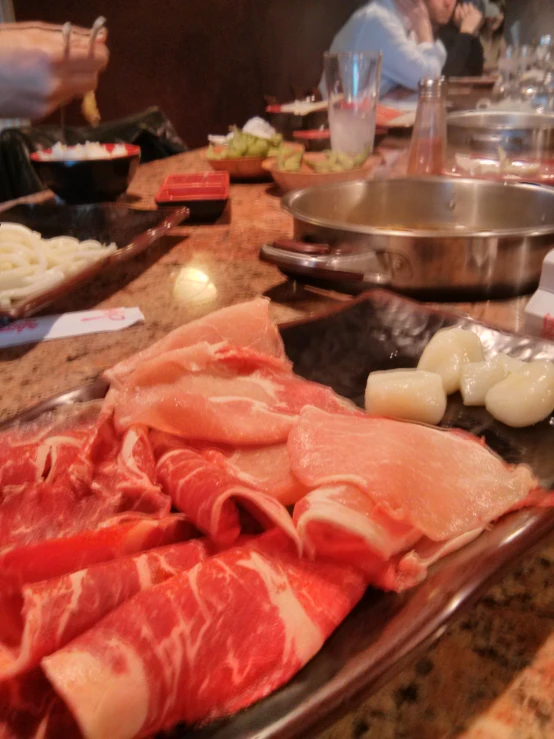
[407,76,447,176]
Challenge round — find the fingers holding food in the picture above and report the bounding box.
[0,21,108,119]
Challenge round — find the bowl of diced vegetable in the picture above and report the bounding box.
[262,148,383,193]
[205,125,288,180]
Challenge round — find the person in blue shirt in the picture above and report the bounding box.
[322,0,456,96]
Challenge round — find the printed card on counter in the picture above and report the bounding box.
[0,307,145,348]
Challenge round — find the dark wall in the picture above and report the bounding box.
[16,0,364,147]
[504,0,554,45]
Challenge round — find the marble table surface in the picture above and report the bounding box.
[0,149,552,739]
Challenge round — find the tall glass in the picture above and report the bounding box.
[497,45,519,98]
[324,51,382,157]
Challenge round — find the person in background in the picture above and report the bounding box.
[438,1,484,77]
[479,1,505,71]
[0,22,109,120]
[322,0,456,97]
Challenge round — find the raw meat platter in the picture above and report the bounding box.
[1,289,553,739]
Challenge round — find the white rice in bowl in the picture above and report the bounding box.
[35,142,129,161]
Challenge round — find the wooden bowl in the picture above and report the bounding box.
[203,144,305,181]
[204,146,269,180]
[263,152,382,193]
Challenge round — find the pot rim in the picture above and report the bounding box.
[282,176,554,239]
[446,110,554,131]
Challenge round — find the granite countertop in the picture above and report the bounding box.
[0,150,552,738]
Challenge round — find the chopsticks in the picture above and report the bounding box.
[88,16,106,51]
[58,17,107,132]
[81,16,106,126]
[59,22,72,144]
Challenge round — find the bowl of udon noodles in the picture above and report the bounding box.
[30,142,141,204]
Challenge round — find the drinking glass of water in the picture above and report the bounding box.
[324,51,382,157]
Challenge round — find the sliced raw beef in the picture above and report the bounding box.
[294,483,422,561]
[0,514,193,591]
[42,531,366,739]
[0,539,213,680]
[60,410,169,515]
[61,408,117,493]
[288,407,537,541]
[156,443,299,547]
[293,483,483,591]
[0,403,100,493]
[0,478,167,555]
[0,414,171,554]
[87,423,170,515]
[0,480,113,553]
[105,297,287,387]
[0,669,79,739]
[113,343,356,445]
[150,431,307,507]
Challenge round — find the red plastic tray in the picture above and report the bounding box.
[155,172,229,218]
[292,129,330,141]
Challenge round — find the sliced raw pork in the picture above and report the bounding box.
[43,531,366,739]
[0,514,192,591]
[0,539,213,680]
[288,407,538,541]
[112,343,356,445]
[105,297,287,387]
[155,441,298,547]
[214,443,308,506]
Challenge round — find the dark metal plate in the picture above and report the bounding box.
[0,203,188,321]
[3,289,554,738]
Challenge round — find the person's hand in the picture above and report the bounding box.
[489,11,503,32]
[454,3,483,35]
[395,0,434,44]
[0,22,109,120]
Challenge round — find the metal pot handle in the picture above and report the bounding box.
[272,238,331,255]
[261,240,397,287]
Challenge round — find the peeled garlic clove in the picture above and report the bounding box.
[485,360,554,427]
[417,328,485,395]
[501,355,526,374]
[461,354,525,406]
[365,369,447,425]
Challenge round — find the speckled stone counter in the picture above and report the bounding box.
[0,150,552,738]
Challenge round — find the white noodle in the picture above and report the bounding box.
[0,223,117,308]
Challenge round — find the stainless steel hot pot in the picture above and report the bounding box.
[260,177,554,299]
[446,111,554,157]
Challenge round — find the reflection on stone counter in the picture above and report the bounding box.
[0,149,552,739]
